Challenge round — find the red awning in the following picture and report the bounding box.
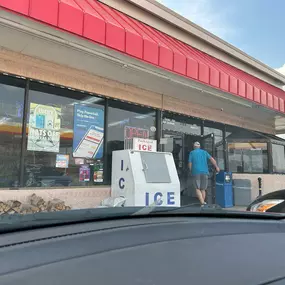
[1,0,285,113]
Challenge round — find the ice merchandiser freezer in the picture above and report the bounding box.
[111,150,180,207]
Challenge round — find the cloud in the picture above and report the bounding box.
[276,64,285,76]
[156,0,236,41]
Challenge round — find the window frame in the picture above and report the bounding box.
[22,81,106,187]
[105,98,157,184]
[271,142,285,174]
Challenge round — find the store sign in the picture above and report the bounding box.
[124,126,149,139]
[27,103,61,152]
[133,138,157,152]
[56,154,69,168]
[73,105,104,159]
[124,126,150,149]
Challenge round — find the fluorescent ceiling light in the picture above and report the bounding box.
[70,97,102,106]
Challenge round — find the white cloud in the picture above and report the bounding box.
[276,64,285,76]
[156,0,236,41]
[275,65,285,92]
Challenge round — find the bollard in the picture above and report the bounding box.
[258,177,262,197]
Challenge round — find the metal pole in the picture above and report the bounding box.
[156,109,162,152]
[103,98,109,184]
[258,177,262,197]
[267,142,273,173]
[201,119,204,138]
[224,125,229,172]
[19,79,30,187]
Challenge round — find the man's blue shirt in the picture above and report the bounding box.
[189,149,211,175]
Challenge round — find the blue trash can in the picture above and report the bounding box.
[215,171,233,208]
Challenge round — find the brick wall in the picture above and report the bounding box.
[0,187,111,209]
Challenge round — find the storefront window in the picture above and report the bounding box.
[0,76,25,187]
[106,100,156,183]
[24,83,105,187]
[272,144,285,173]
[228,142,268,173]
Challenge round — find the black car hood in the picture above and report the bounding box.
[247,189,285,210]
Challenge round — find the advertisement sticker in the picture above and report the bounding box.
[56,154,69,168]
[79,165,90,182]
[93,161,104,183]
[27,103,61,152]
[74,158,85,165]
[73,105,104,159]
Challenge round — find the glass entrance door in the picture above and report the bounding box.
[201,133,216,204]
[163,131,216,205]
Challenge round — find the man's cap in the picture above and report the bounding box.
[194,141,200,147]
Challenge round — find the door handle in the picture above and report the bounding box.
[142,160,148,172]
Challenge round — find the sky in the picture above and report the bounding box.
[156,0,285,75]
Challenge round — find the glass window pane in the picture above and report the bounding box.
[24,83,105,187]
[106,100,156,183]
[0,77,25,187]
[163,113,201,136]
[226,126,263,140]
[228,143,243,173]
[216,144,225,170]
[228,142,268,173]
[204,126,223,144]
[272,144,285,173]
[162,113,201,168]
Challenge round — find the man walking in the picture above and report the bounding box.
[188,142,220,206]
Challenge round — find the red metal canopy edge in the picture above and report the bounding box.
[1,0,284,113]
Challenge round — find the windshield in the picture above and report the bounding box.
[1,0,285,228]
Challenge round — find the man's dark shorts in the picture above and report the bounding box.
[193,174,208,190]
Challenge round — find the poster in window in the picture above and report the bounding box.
[56,154,69,168]
[73,105,104,159]
[74,158,85,165]
[79,165,90,182]
[93,160,104,183]
[27,103,61,152]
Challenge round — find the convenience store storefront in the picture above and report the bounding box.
[1,0,285,207]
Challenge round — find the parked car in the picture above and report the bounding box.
[247,189,285,213]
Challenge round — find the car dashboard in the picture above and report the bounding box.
[1,215,285,285]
